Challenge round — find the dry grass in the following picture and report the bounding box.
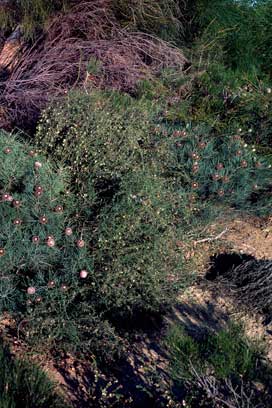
[0,0,187,130]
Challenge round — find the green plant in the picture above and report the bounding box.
[167,323,271,407]
[112,0,183,42]
[36,90,160,196]
[0,340,67,407]
[0,0,70,39]
[0,132,115,358]
[93,170,186,319]
[158,123,272,215]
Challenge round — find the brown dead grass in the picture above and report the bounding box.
[0,0,187,130]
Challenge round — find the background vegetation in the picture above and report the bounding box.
[0,0,271,406]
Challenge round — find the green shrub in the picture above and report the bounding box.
[93,170,185,318]
[36,90,160,196]
[194,0,272,76]
[0,0,70,38]
[163,63,272,147]
[157,123,272,215]
[0,340,67,407]
[112,0,183,42]
[167,323,270,406]
[0,132,93,313]
[1,131,192,361]
[0,132,117,359]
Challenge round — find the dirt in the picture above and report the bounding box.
[173,214,272,361]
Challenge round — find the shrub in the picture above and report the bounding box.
[1,131,192,361]
[0,340,67,407]
[167,323,271,407]
[112,0,183,42]
[167,323,260,381]
[0,132,93,313]
[93,170,185,319]
[36,90,160,195]
[0,132,116,358]
[158,123,272,215]
[163,63,272,148]
[0,0,70,39]
[194,0,272,77]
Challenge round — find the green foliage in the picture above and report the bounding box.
[0,0,69,39]
[0,340,67,407]
[167,322,265,384]
[194,0,272,78]
[94,170,184,318]
[157,123,272,215]
[164,63,272,151]
[112,0,184,42]
[0,130,192,361]
[36,90,160,196]
[0,132,110,358]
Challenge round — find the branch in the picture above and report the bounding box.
[194,227,228,245]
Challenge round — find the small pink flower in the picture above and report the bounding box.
[39,216,48,225]
[2,193,12,202]
[27,287,36,295]
[192,182,199,189]
[34,161,42,169]
[46,237,55,248]
[13,219,22,226]
[77,239,85,248]
[212,174,220,181]
[32,236,40,244]
[79,270,88,279]
[54,205,63,213]
[241,160,248,168]
[65,227,73,236]
[12,200,21,208]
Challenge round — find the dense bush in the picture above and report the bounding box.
[0,0,70,38]
[0,132,93,313]
[0,131,191,361]
[161,63,272,150]
[36,91,160,195]
[0,340,67,407]
[113,0,183,42]
[157,123,272,215]
[0,132,114,356]
[194,0,272,77]
[94,170,184,318]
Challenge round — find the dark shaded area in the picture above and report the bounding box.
[206,252,255,281]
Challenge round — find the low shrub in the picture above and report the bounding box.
[157,123,272,215]
[167,323,271,407]
[0,340,67,407]
[94,170,185,319]
[1,131,192,361]
[195,0,272,78]
[112,0,183,42]
[36,90,160,195]
[162,63,272,149]
[0,132,119,360]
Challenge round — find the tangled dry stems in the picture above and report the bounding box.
[0,0,187,129]
[223,260,272,318]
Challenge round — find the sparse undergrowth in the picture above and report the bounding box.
[0,340,67,408]
[167,323,272,407]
